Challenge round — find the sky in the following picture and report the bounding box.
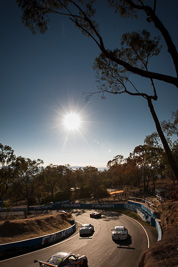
[0,0,178,169]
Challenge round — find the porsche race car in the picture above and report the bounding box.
[79,223,94,237]
[34,251,88,266]
[112,226,128,241]
[90,212,101,218]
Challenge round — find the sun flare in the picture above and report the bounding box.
[63,112,81,131]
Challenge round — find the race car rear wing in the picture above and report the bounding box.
[34,259,58,267]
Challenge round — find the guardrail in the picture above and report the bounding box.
[128,196,156,209]
[0,221,76,260]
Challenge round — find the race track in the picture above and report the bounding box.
[0,209,157,267]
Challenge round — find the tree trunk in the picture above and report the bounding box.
[147,98,178,180]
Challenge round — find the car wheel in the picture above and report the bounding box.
[82,260,88,267]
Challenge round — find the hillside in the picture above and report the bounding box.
[139,201,178,267]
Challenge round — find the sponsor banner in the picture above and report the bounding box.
[137,208,147,222]
[124,203,137,212]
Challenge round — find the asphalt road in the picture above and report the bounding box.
[0,210,157,267]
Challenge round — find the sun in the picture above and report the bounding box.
[63,112,81,131]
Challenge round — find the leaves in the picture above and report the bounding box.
[93,29,162,97]
[120,30,162,69]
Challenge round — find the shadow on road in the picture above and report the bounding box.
[72,209,86,216]
[112,234,135,250]
[102,211,122,221]
[117,246,135,250]
[79,239,93,241]
[79,231,95,238]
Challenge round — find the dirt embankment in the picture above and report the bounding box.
[0,211,72,244]
[139,201,178,267]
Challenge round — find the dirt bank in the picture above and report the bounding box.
[0,211,72,244]
[139,201,178,267]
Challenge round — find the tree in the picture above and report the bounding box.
[0,143,16,200]
[40,164,60,202]
[16,0,178,179]
[37,164,71,203]
[144,110,178,185]
[0,143,16,168]
[11,156,43,208]
[107,155,125,168]
[143,138,164,191]
[130,145,150,192]
[124,156,141,187]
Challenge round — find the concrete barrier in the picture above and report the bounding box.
[0,221,76,260]
[155,219,162,241]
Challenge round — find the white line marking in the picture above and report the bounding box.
[122,214,150,248]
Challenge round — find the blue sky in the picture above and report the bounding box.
[1,0,178,168]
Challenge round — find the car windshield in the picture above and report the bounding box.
[47,252,70,266]
[48,256,63,266]
[82,224,90,228]
[115,226,125,231]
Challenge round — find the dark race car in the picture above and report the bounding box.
[34,252,88,267]
[90,212,101,218]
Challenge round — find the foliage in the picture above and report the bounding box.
[0,143,16,167]
[16,0,178,86]
[10,157,44,207]
[0,144,16,199]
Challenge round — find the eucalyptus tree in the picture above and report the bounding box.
[38,164,72,202]
[39,164,60,202]
[107,155,125,168]
[0,143,16,200]
[80,166,108,198]
[143,138,164,191]
[0,143,16,168]
[130,145,151,192]
[144,110,178,185]
[107,155,127,188]
[11,156,43,208]
[72,168,85,189]
[83,166,99,195]
[16,0,178,179]
[124,156,141,187]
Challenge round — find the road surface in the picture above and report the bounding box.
[0,209,157,267]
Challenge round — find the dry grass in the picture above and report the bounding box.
[0,211,72,244]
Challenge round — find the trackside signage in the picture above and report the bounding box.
[59,203,123,209]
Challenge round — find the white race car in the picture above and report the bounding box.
[112,226,128,241]
[79,224,94,237]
